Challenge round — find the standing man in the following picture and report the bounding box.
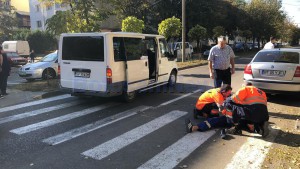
[263,36,276,49]
[30,50,35,63]
[0,45,11,97]
[208,36,235,88]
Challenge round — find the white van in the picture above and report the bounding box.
[2,41,30,57]
[59,32,178,101]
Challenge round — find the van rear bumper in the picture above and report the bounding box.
[60,81,124,97]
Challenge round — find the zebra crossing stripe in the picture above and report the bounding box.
[43,106,152,145]
[0,100,82,125]
[0,94,71,113]
[137,131,216,169]
[225,125,279,169]
[10,102,119,135]
[81,110,188,160]
[158,89,202,107]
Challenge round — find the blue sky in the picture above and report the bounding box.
[281,0,300,27]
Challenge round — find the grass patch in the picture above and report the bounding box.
[11,79,60,92]
[177,59,208,69]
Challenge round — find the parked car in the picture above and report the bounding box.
[244,48,300,94]
[247,43,253,50]
[202,49,210,58]
[234,42,245,52]
[18,51,59,81]
[6,52,28,66]
[170,42,193,60]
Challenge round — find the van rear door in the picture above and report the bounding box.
[123,37,149,92]
[59,35,107,92]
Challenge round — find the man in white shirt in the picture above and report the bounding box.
[263,37,276,49]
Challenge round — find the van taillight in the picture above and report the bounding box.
[106,68,112,84]
[294,66,300,77]
[244,64,252,75]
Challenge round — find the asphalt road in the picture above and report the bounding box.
[1,56,299,169]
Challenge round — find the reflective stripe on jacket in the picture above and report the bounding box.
[195,88,224,110]
[231,86,267,106]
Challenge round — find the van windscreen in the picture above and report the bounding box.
[62,36,104,61]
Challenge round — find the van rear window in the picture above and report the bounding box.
[253,51,299,64]
[62,36,104,61]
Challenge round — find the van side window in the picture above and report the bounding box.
[124,38,143,61]
[159,39,170,58]
[113,37,126,61]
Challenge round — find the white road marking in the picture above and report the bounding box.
[138,131,216,169]
[0,100,82,125]
[0,94,71,113]
[10,102,119,135]
[43,106,152,145]
[225,125,280,169]
[81,110,188,160]
[158,89,202,107]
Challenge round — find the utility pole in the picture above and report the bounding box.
[182,0,186,62]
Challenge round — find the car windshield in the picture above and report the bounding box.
[6,52,20,58]
[253,51,300,64]
[40,53,57,62]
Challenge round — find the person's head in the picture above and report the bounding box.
[220,84,232,97]
[270,36,276,43]
[217,36,227,49]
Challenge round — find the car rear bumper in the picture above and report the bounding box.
[244,79,300,93]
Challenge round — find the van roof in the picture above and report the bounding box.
[60,32,165,38]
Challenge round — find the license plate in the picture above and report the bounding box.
[75,71,90,78]
[261,70,285,77]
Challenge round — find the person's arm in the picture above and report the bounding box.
[229,47,235,74]
[208,61,214,79]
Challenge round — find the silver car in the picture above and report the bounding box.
[18,51,59,81]
[244,48,300,94]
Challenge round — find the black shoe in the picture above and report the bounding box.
[220,129,226,139]
[185,119,193,133]
[259,122,269,138]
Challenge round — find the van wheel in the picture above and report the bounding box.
[123,91,136,102]
[168,71,177,87]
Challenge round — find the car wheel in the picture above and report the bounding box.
[42,68,56,80]
[168,70,177,87]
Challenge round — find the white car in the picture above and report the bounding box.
[18,51,59,81]
[244,48,300,94]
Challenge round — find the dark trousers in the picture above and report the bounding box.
[194,103,219,118]
[0,74,8,94]
[213,68,231,88]
[197,116,233,131]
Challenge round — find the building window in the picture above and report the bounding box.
[37,21,42,28]
[36,5,40,12]
[47,5,52,10]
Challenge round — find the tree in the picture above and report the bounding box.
[11,28,31,41]
[39,0,111,32]
[212,26,225,43]
[188,25,207,52]
[46,11,70,36]
[0,3,17,42]
[121,16,144,33]
[158,16,181,41]
[27,31,57,53]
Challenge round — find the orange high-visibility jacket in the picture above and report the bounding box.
[195,88,224,110]
[231,86,267,105]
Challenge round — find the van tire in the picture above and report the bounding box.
[123,91,136,102]
[168,71,177,87]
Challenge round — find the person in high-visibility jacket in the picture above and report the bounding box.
[186,82,269,138]
[223,82,269,137]
[194,85,232,119]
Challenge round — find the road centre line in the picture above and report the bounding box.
[81,110,188,160]
[225,125,279,169]
[0,94,71,113]
[0,100,82,125]
[43,105,152,145]
[10,102,119,135]
[138,130,216,169]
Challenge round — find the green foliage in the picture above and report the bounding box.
[0,3,17,42]
[11,28,31,41]
[121,16,144,33]
[27,31,57,53]
[158,16,181,41]
[212,26,225,38]
[188,25,207,52]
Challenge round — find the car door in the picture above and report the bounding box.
[124,37,149,92]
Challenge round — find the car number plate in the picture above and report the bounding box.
[75,71,90,78]
[262,70,285,77]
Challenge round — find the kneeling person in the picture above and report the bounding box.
[194,85,232,119]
